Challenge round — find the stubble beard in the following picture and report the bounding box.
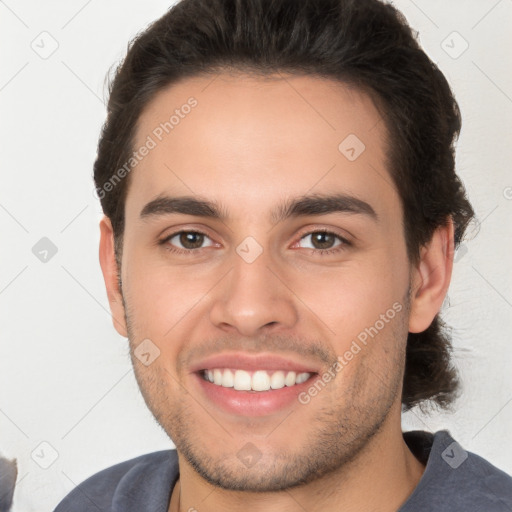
[125,295,409,492]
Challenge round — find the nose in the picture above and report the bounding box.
[209,246,299,337]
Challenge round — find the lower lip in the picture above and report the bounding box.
[194,373,315,417]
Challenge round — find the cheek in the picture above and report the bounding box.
[122,250,218,342]
[291,256,407,341]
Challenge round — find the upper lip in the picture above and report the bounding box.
[189,352,321,374]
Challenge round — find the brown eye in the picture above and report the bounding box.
[310,232,336,249]
[297,231,348,252]
[164,231,214,251]
[179,232,205,249]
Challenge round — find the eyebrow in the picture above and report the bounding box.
[139,193,378,223]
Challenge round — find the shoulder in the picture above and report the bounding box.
[53,449,178,512]
[402,430,512,511]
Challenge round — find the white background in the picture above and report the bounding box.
[1,1,511,510]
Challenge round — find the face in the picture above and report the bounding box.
[107,73,417,491]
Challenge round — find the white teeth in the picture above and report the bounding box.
[234,370,252,390]
[270,371,285,389]
[252,370,271,391]
[284,371,296,387]
[204,368,311,391]
[295,372,310,384]
[213,369,223,385]
[221,369,234,387]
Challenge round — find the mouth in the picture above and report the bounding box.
[201,368,313,391]
[190,353,320,416]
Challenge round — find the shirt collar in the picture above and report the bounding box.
[112,450,179,512]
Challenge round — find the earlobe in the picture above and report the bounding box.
[99,216,128,337]
[408,219,455,333]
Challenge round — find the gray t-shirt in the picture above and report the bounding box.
[53,430,512,511]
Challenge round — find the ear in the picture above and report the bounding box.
[99,216,128,337]
[408,218,454,333]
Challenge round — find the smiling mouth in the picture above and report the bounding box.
[201,368,315,392]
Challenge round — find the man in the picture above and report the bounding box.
[54,0,512,510]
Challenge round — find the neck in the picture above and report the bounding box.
[169,412,425,512]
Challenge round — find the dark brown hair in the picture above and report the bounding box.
[94,0,474,410]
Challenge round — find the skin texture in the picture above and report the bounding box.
[99,73,454,512]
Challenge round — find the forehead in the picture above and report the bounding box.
[128,72,399,222]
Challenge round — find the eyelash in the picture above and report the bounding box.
[159,229,351,256]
